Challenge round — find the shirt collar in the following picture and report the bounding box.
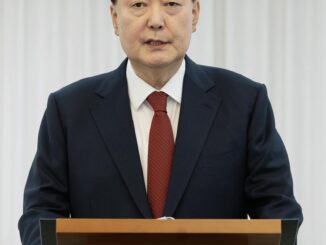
[127,59,185,110]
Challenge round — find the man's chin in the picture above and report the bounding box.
[141,56,181,69]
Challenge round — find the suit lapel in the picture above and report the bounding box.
[90,60,152,218]
[164,57,222,216]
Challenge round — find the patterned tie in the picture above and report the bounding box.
[147,91,174,218]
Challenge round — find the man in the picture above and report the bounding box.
[19,0,303,244]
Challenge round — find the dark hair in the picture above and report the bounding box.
[111,0,196,5]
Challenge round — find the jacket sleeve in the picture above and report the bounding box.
[245,84,303,225]
[18,93,70,245]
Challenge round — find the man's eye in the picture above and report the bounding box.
[132,2,146,8]
[165,2,180,7]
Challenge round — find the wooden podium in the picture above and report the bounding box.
[40,219,298,245]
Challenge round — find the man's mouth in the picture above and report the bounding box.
[145,40,169,46]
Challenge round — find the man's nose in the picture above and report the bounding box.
[147,7,165,30]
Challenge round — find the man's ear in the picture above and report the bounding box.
[110,5,119,36]
[192,0,200,32]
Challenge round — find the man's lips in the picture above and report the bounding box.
[145,39,169,46]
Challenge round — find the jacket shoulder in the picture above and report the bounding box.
[195,64,268,111]
[199,65,263,91]
[53,72,112,99]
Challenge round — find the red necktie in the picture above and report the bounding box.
[147,92,174,218]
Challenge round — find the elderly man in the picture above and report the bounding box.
[19,0,303,244]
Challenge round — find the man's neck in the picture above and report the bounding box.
[129,59,184,90]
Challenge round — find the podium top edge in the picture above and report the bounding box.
[55,219,281,234]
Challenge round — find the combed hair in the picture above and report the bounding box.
[111,0,196,5]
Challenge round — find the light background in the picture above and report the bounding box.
[1,0,326,244]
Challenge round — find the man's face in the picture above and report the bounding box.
[111,0,200,69]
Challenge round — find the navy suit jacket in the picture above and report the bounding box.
[19,56,303,244]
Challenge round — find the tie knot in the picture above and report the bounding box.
[147,92,168,113]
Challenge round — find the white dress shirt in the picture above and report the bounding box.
[126,59,185,191]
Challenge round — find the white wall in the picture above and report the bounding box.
[1,0,325,244]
